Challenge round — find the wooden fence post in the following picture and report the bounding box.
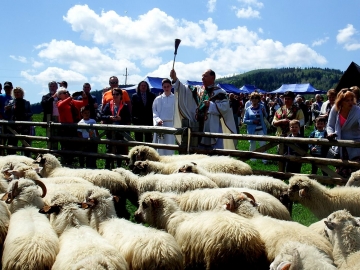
[278,142,285,172]
[179,119,199,154]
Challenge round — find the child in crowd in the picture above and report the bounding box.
[308,117,329,176]
[77,105,99,168]
[285,119,305,174]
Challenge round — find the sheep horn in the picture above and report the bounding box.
[242,192,256,205]
[4,181,19,204]
[33,179,47,198]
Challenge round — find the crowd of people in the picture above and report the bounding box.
[0,76,359,178]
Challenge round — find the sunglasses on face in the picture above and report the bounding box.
[112,92,121,96]
[110,81,118,85]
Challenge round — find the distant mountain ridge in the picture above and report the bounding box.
[216,67,343,92]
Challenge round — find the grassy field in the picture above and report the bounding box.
[30,113,318,225]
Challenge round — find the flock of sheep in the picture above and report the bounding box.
[0,146,359,269]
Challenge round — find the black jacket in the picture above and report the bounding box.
[131,92,156,126]
[41,92,55,122]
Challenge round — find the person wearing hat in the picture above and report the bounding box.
[41,81,59,122]
[0,81,14,120]
[57,81,68,89]
[272,91,305,136]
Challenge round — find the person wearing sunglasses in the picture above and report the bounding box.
[327,88,360,178]
[101,76,131,112]
[101,88,131,169]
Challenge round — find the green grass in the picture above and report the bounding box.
[29,113,318,226]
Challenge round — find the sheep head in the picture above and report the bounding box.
[128,145,159,169]
[346,170,360,187]
[39,204,62,215]
[178,162,197,173]
[132,160,149,175]
[33,153,62,175]
[287,175,313,201]
[135,191,179,229]
[324,210,360,253]
[222,191,259,218]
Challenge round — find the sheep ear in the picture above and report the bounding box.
[223,194,235,211]
[299,187,308,198]
[191,162,197,165]
[39,205,52,213]
[34,166,43,174]
[178,165,187,173]
[1,193,9,202]
[113,196,119,203]
[39,205,61,214]
[278,261,291,270]
[324,220,335,230]
[150,198,160,208]
[8,170,24,179]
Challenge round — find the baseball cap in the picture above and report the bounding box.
[57,81,68,88]
[4,81,13,88]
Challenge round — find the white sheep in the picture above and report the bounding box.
[2,206,59,270]
[34,153,129,219]
[0,200,10,246]
[178,162,288,199]
[1,178,46,213]
[80,187,184,270]
[1,178,59,270]
[128,145,208,168]
[270,241,337,270]
[175,187,291,221]
[288,175,360,219]
[132,156,253,175]
[112,167,218,206]
[223,191,334,263]
[345,169,360,187]
[324,210,360,270]
[40,191,129,270]
[135,191,269,269]
[0,155,34,170]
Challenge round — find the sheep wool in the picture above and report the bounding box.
[84,187,183,270]
[324,210,360,270]
[223,191,334,262]
[43,191,129,270]
[34,153,129,218]
[176,187,291,221]
[113,168,218,206]
[270,241,337,270]
[345,169,360,187]
[135,191,269,270]
[0,200,10,246]
[178,162,288,199]
[132,155,253,175]
[288,175,360,219]
[128,145,208,168]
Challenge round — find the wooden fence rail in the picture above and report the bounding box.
[0,120,358,185]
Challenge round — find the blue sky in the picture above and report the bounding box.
[1,0,359,104]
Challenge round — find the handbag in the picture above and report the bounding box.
[326,147,339,159]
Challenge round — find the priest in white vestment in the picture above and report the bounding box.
[153,78,175,155]
[170,69,237,150]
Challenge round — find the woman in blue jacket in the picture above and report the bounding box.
[243,92,268,163]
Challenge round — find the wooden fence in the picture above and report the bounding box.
[0,119,358,186]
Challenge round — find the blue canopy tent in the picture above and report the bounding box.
[187,80,203,86]
[123,76,167,96]
[270,83,326,94]
[240,84,266,93]
[217,83,243,94]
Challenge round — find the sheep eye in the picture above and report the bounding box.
[291,185,299,191]
[142,201,148,209]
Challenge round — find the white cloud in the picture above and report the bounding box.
[238,0,264,9]
[207,0,216,13]
[32,61,44,68]
[312,37,329,47]
[337,24,356,44]
[258,27,263,34]
[10,55,27,63]
[23,5,327,90]
[336,24,360,51]
[233,6,260,18]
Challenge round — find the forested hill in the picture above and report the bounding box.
[216,67,343,92]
